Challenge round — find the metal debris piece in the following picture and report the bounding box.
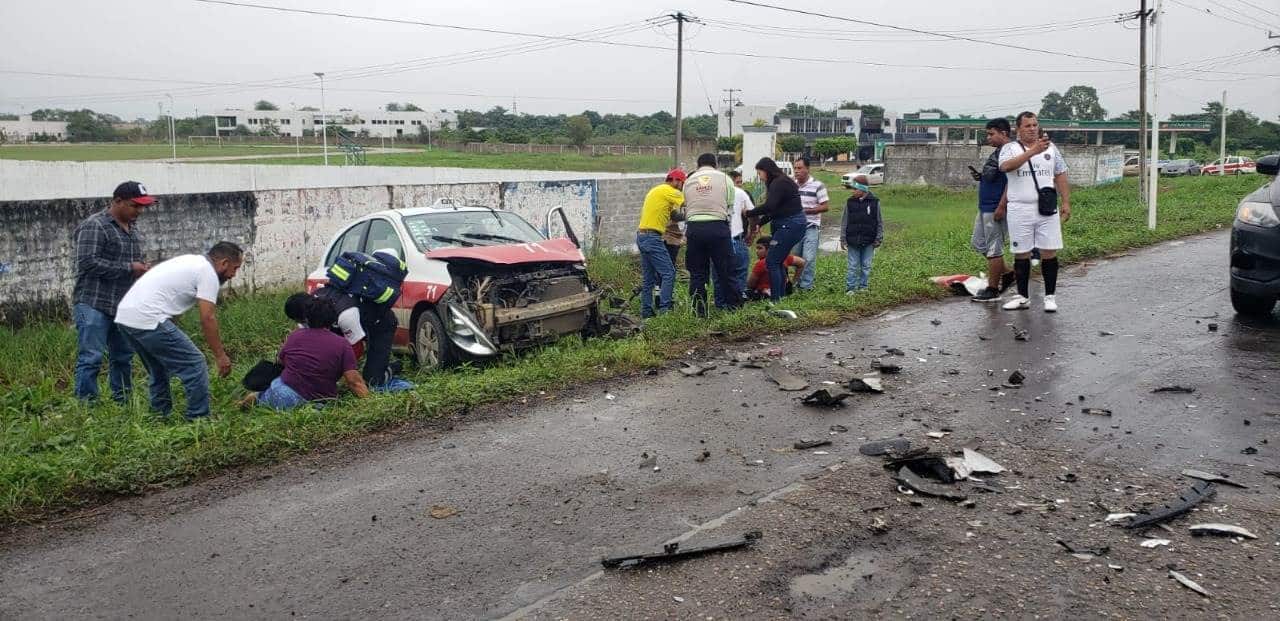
[1057,473,1078,483]
[1189,523,1257,539]
[638,452,657,469]
[930,319,942,326]
[694,450,711,463]
[1152,385,1196,394]
[800,389,852,407]
[871,359,902,374]
[679,361,717,376]
[859,438,910,456]
[848,376,884,393]
[1124,481,1217,529]
[1082,407,1113,416]
[1241,446,1258,455]
[1207,323,1218,332]
[884,347,905,357]
[1180,469,1247,489]
[764,362,809,391]
[1056,540,1110,557]
[1140,538,1171,548]
[601,531,763,569]
[1007,370,1025,386]
[1105,513,1137,522]
[893,467,967,501]
[428,505,460,519]
[830,424,850,433]
[1169,570,1210,598]
[946,448,1006,479]
[1011,325,1029,341]
[868,516,889,533]
[1099,330,1116,336]
[925,431,949,439]
[794,439,832,450]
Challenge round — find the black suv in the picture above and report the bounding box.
[1230,154,1280,316]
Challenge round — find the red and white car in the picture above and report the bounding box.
[1202,156,1257,175]
[306,199,607,370]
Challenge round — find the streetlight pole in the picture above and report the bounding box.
[166,93,176,161]
[1146,0,1162,230]
[315,72,329,165]
[1218,90,1227,176]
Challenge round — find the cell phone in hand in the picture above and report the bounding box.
[967,165,981,181]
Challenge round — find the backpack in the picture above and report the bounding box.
[326,251,407,306]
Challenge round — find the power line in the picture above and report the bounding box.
[1167,0,1276,33]
[722,0,1134,66]
[1225,0,1280,21]
[1205,0,1280,30]
[700,14,1124,42]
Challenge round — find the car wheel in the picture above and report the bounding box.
[1230,287,1276,317]
[412,307,455,371]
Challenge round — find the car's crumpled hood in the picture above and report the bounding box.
[425,237,584,265]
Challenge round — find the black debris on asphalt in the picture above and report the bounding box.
[1123,481,1217,529]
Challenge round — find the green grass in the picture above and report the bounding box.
[0,175,1261,524]
[0,144,327,161]
[215,148,673,172]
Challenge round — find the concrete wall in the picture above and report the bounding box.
[0,160,655,202]
[884,144,1125,188]
[0,161,661,326]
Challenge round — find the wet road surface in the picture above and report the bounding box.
[1,230,1276,619]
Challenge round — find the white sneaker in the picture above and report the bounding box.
[1002,296,1030,311]
[1043,294,1058,313]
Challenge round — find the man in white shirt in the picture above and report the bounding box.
[115,242,243,420]
[997,112,1071,312]
[792,156,829,291]
[713,169,755,306]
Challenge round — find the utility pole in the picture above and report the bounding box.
[722,88,740,142]
[166,94,176,161]
[673,12,687,169]
[315,72,329,166]
[1137,0,1149,201]
[1146,0,1162,230]
[1219,90,1227,175]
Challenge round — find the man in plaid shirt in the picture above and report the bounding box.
[72,181,152,402]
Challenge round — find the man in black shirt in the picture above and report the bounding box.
[71,181,152,402]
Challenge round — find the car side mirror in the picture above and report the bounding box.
[1257,154,1279,176]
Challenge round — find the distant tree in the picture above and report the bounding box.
[231,124,252,136]
[0,113,19,121]
[402,103,423,112]
[779,102,824,117]
[716,135,742,152]
[566,114,592,146]
[812,136,858,160]
[256,118,280,137]
[298,106,319,111]
[1061,85,1106,120]
[65,110,117,142]
[1038,92,1069,119]
[385,103,402,112]
[681,115,717,140]
[254,100,279,111]
[778,134,806,153]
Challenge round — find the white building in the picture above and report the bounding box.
[717,104,778,138]
[0,115,69,142]
[212,108,457,139]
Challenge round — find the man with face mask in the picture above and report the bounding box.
[115,241,243,420]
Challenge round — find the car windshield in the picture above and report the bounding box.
[402,211,546,251]
[856,165,879,174]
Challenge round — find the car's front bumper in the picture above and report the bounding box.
[1231,222,1280,296]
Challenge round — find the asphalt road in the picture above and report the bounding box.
[2,230,1276,620]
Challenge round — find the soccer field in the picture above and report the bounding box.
[0,143,327,161]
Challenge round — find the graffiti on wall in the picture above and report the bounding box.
[500,180,597,250]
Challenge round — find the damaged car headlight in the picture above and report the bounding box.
[1237,201,1279,228]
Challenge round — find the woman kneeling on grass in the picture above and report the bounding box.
[242,294,370,410]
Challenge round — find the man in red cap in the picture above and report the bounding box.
[71,181,153,402]
[636,168,686,317]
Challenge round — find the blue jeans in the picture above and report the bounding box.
[797,226,821,290]
[258,376,308,410]
[767,214,807,302]
[73,303,134,402]
[637,231,676,317]
[846,244,876,291]
[713,236,750,307]
[120,320,211,420]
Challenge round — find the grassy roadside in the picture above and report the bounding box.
[0,175,1260,524]
[0,144,328,161]
[211,149,673,172]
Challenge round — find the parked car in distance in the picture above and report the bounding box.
[1123,156,1171,176]
[842,163,884,186]
[1161,159,1202,176]
[306,198,609,370]
[1203,156,1257,175]
[1229,154,1280,317]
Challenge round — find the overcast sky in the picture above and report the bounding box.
[2,0,1277,122]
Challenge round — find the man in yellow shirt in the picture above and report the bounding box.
[637,168,687,317]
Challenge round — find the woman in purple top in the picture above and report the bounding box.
[242,294,370,410]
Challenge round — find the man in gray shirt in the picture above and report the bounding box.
[682,153,739,316]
